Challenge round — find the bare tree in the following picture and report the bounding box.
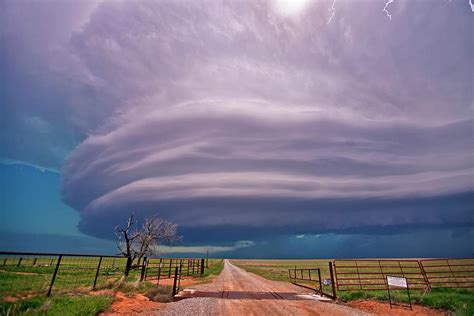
[116,213,180,276]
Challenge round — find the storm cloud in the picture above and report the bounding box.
[2,0,473,244]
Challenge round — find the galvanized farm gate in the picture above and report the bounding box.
[333,258,474,292]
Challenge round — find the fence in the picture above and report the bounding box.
[288,267,323,293]
[0,251,206,299]
[144,258,205,295]
[420,258,474,289]
[333,259,429,292]
[145,258,205,283]
[0,252,128,298]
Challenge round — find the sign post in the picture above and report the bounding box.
[386,275,412,310]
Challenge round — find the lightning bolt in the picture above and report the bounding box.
[470,0,474,12]
[383,0,395,20]
[327,0,336,24]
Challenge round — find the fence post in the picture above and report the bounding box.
[168,259,172,278]
[157,258,162,285]
[17,257,22,267]
[178,263,183,291]
[47,255,62,297]
[2,257,7,266]
[317,269,322,295]
[93,256,103,290]
[33,258,37,266]
[329,262,337,299]
[172,267,179,296]
[201,258,205,275]
[140,257,147,281]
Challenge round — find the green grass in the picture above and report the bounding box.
[0,257,137,298]
[338,288,474,315]
[202,259,224,278]
[0,294,113,315]
[0,256,219,314]
[232,259,474,315]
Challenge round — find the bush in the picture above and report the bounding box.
[145,286,173,303]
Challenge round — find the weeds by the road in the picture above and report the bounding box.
[202,259,224,278]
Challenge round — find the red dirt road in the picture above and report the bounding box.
[158,260,367,315]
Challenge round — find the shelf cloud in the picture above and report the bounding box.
[2,0,472,244]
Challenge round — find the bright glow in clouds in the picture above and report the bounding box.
[273,0,312,16]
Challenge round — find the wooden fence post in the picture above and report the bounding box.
[177,263,183,293]
[17,257,22,267]
[47,255,62,297]
[157,258,162,285]
[172,267,179,296]
[201,258,205,275]
[329,262,337,299]
[140,257,147,281]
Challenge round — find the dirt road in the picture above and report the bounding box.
[157,260,368,315]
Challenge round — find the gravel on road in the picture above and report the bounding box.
[155,260,369,316]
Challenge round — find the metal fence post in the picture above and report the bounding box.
[93,256,103,290]
[172,267,178,296]
[47,255,62,297]
[329,262,337,299]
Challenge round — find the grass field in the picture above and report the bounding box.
[0,255,221,315]
[231,259,474,315]
[0,294,114,315]
[0,255,133,298]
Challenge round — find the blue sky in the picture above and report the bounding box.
[1,0,473,258]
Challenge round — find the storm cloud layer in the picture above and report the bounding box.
[2,0,473,244]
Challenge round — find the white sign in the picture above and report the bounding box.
[386,276,408,288]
